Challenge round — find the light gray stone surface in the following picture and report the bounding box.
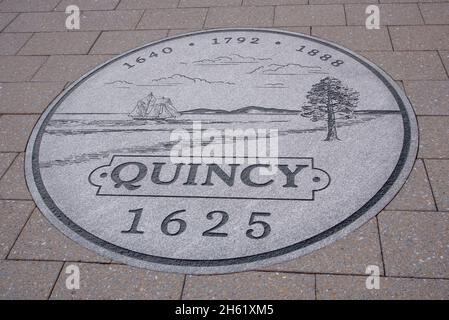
[25,29,418,274]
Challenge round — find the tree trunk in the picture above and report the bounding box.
[324,104,339,141]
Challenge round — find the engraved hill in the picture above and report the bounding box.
[179,106,400,115]
[180,106,300,115]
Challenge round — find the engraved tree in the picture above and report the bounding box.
[301,77,360,141]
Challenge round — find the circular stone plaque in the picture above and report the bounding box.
[26,29,418,274]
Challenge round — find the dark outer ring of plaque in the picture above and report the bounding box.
[30,28,414,267]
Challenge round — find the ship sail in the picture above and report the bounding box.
[158,98,180,118]
[129,93,180,120]
[128,92,155,118]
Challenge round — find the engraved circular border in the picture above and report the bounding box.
[25,28,418,274]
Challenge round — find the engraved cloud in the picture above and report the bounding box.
[191,54,272,66]
[105,74,235,88]
[248,63,327,76]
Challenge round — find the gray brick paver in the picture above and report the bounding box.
[54,0,121,11]
[50,263,184,299]
[317,274,449,300]
[403,80,449,115]
[262,219,383,275]
[380,0,449,2]
[0,260,63,300]
[117,0,179,9]
[0,33,32,55]
[439,50,449,75]
[5,10,143,33]
[390,26,449,51]
[0,0,60,13]
[18,32,100,55]
[385,159,436,211]
[417,116,449,158]
[312,26,392,51]
[182,0,243,7]
[183,272,315,300]
[32,55,114,82]
[0,153,16,178]
[379,211,449,278]
[0,82,66,114]
[0,116,39,152]
[167,28,203,36]
[205,6,274,28]
[89,30,168,54]
[275,5,346,26]
[9,208,111,263]
[244,0,308,5]
[425,160,449,211]
[137,8,208,30]
[275,26,311,34]
[359,51,447,80]
[5,12,69,32]
[419,3,449,24]
[0,13,17,31]
[0,56,47,82]
[345,4,424,26]
[0,153,33,199]
[0,200,34,259]
[311,0,375,3]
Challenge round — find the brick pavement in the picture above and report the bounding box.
[0,0,448,300]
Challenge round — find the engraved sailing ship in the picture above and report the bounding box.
[129,92,180,120]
